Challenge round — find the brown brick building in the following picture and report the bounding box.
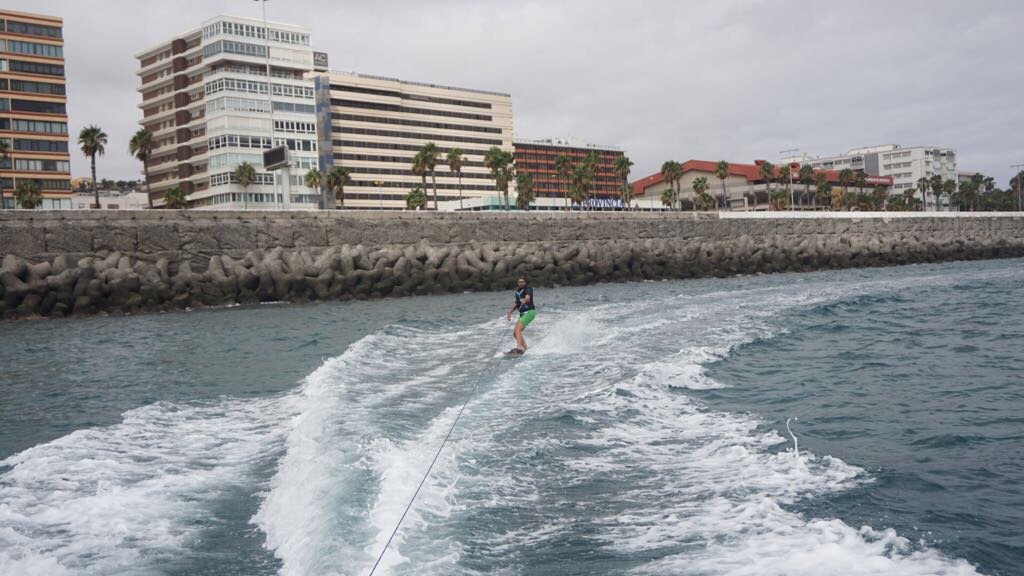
[0,9,71,208]
[513,137,627,208]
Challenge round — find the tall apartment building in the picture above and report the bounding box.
[0,9,71,209]
[513,137,625,208]
[312,71,513,209]
[135,15,323,209]
[783,144,957,210]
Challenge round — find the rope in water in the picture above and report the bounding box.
[366,326,509,576]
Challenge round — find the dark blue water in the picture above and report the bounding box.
[1,259,1021,575]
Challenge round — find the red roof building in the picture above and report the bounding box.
[631,160,893,210]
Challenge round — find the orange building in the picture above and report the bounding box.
[0,9,71,208]
[513,138,627,208]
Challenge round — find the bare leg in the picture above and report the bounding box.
[514,321,527,351]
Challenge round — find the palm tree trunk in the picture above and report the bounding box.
[91,154,99,209]
[144,157,153,209]
[431,171,437,210]
[458,174,463,210]
[720,180,727,211]
[244,186,248,210]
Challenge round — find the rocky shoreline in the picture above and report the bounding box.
[1,211,1022,320]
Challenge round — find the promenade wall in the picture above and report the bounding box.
[1,211,1022,319]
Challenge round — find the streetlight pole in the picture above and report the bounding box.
[374,180,384,211]
[254,0,279,210]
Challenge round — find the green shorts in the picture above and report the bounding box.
[517,309,536,329]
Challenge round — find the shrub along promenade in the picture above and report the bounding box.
[1,210,1022,320]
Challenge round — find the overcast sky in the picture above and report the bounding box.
[13,0,1024,186]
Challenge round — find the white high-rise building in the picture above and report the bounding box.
[135,15,324,209]
[783,144,958,210]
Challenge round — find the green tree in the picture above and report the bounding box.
[757,161,775,210]
[713,160,730,210]
[798,164,814,209]
[853,171,867,199]
[405,186,426,210]
[419,142,440,210]
[234,161,256,209]
[515,171,535,210]
[916,176,930,210]
[814,172,829,210]
[411,150,429,201]
[128,128,155,208]
[777,164,792,210]
[886,194,907,211]
[613,155,634,209]
[928,174,945,211]
[660,160,682,210]
[14,179,42,209]
[326,166,351,208]
[692,176,713,211]
[581,151,600,208]
[619,182,635,210]
[555,154,573,209]
[483,146,514,210]
[871,185,888,210]
[660,188,674,209]
[163,186,187,209]
[304,167,325,208]
[569,161,596,209]
[0,138,10,209]
[78,125,108,210]
[838,169,854,210]
[447,147,465,209]
[769,188,788,210]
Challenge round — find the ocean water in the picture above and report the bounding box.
[1,259,1021,576]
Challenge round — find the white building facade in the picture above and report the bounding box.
[784,144,957,210]
[135,15,323,210]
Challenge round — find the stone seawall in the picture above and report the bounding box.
[1,211,1022,319]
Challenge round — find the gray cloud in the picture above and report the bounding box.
[13,0,1024,186]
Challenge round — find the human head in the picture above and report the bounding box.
[517,275,527,287]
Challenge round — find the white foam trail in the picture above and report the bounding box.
[0,396,293,575]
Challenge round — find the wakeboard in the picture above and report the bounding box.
[504,348,525,357]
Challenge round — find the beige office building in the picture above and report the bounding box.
[135,15,322,209]
[312,71,513,209]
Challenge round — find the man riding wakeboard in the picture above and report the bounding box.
[505,275,535,355]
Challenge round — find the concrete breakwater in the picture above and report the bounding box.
[1,211,1022,320]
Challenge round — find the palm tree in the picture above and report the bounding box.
[411,150,428,198]
[325,166,351,208]
[419,142,440,209]
[0,139,10,209]
[619,182,635,210]
[929,174,944,211]
[942,178,957,212]
[405,186,426,210]
[555,154,573,209]
[916,176,930,210]
[815,173,831,210]
[14,179,42,209]
[613,155,634,209]
[304,167,325,208]
[483,146,514,210]
[660,160,682,211]
[798,164,814,209]
[582,151,600,209]
[78,125,108,209]
[778,164,792,210]
[515,172,534,210]
[660,188,674,209]
[128,128,155,208]
[854,171,868,207]
[714,160,730,210]
[447,147,464,210]
[234,161,256,209]
[838,169,854,210]
[757,161,774,210]
[692,176,713,210]
[163,187,187,209]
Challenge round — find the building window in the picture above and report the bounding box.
[8,79,65,95]
[5,20,62,39]
[8,59,64,77]
[3,39,63,58]
[13,138,68,153]
[10,99,66,114]
[15,158,70,172]
[12,119,67,134]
